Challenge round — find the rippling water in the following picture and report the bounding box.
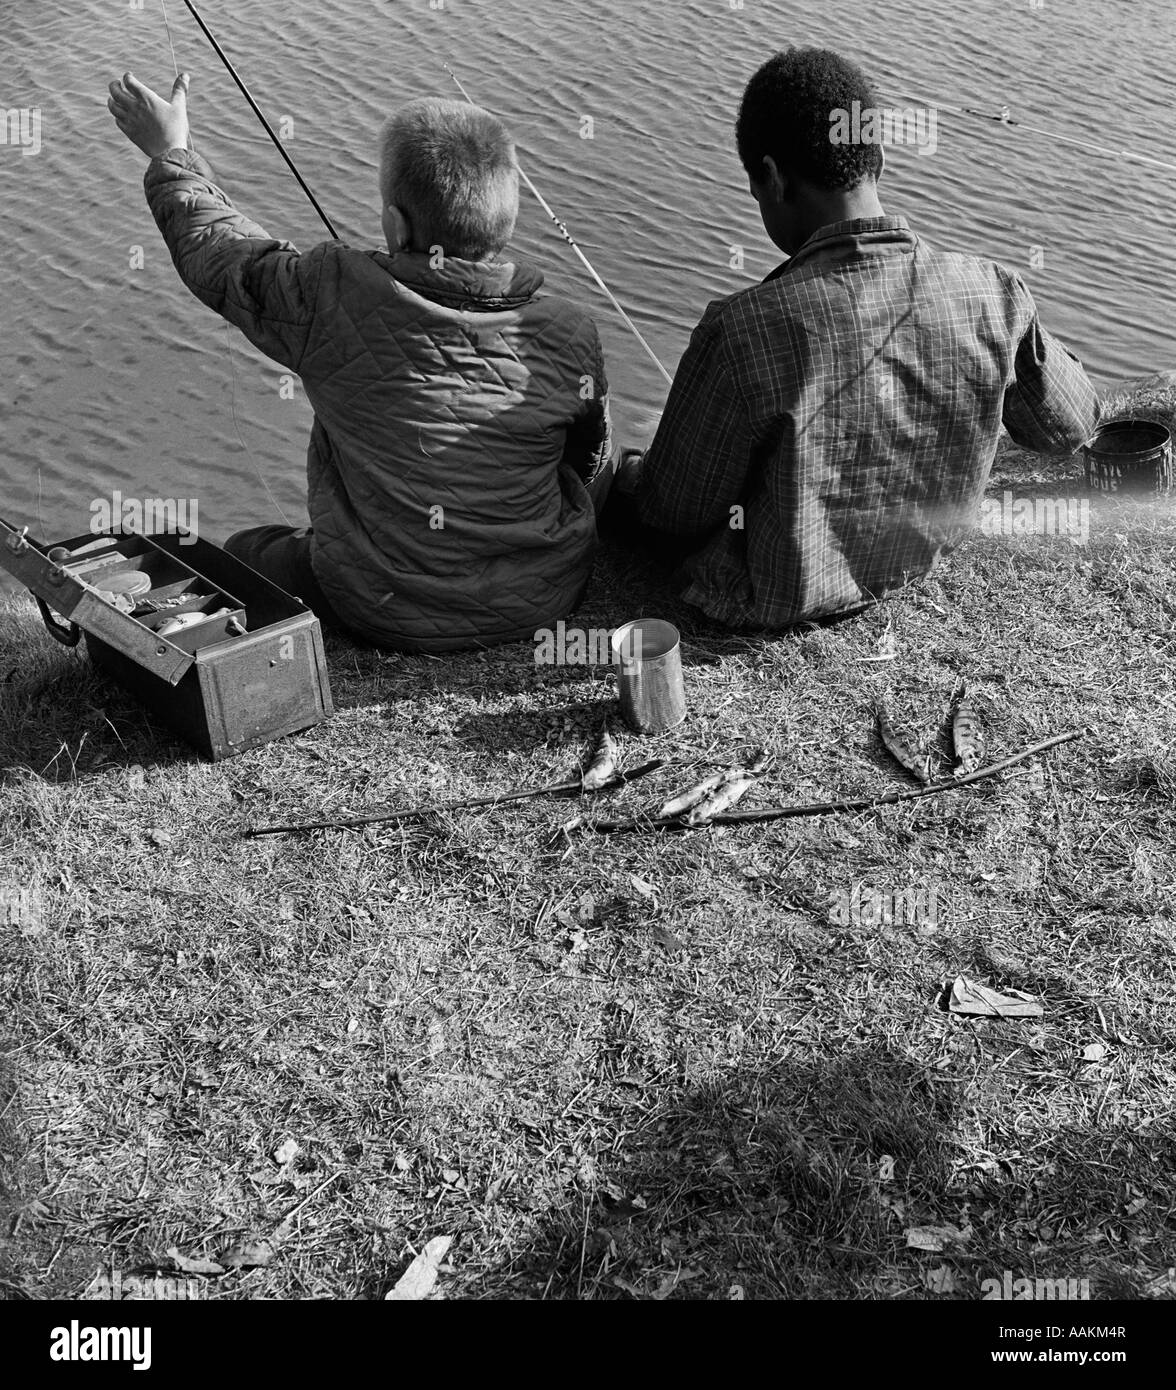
[1,0,1173,545]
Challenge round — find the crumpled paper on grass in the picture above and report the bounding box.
[385,1235,453,1301]
[948,976,1043,1018]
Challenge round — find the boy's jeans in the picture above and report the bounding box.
[222,525,353,632]
[222,465,615,636]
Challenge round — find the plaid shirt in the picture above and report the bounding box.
[636,216,1100,628]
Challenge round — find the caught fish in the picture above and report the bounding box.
[875,702,931,785]
[657,749,770,820]
[684,772,759,826]
[581,726,620,791]
[681,749,772,827]
[656,769,728,820]
[952,687,986,776]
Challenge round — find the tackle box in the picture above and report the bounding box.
[0,518,333,760]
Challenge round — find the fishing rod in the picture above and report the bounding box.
[444,65,674,387]
[175,0,340,238]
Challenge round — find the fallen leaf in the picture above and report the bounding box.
[385,1235,453,1301]
[923,1264,956,1294]
[948,976,1043,1018]
[652,1267,699,1300]
[859,629,899,662]
[219,1239,278,1270]
[905,1224,971,1253]
[272,1138,300,1166]
[166,1246,226,1276]
[246,1168,285,1187]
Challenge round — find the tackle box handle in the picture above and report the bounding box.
[35,597,82,647]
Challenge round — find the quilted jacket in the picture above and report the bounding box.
[143,150,613,651]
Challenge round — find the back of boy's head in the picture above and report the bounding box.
[737,47,883,189]
[379,97,520,260]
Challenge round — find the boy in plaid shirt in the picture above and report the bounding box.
[615,48,1099,629]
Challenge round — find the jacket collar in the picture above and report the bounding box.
[376,249,545,310]
[764,215,916,281]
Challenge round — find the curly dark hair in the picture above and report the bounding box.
[736,48,883,190]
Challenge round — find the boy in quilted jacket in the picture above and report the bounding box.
[107,71,615,652]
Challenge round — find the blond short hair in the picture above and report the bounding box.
[378,97,519,259]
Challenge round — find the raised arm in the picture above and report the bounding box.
[107,71,320,371]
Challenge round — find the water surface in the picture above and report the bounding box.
[1,0,1172,543]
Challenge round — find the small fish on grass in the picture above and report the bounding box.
[656,768,728,820]
[952,684,986,776]
[656,750,771,827]
[875,701,931,784]
[684,750,771,827]
[650,923,685,953]
[581,725,620,791]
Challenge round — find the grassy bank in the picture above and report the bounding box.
[2,387,1174,1301]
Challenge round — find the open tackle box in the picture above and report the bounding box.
[0,518,333,760]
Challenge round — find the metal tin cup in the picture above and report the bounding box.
[610,618,686,734]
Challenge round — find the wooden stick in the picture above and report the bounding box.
[244,759,666,837]
[574,730,1086,834]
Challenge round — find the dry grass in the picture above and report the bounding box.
[1,394,1175,1302]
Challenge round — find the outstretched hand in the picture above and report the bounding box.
[107,71,191,158]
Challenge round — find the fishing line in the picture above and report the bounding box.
[443,64,674,387]
[889,91,1176,176]
[959,103,1176,175]
[158,0,292,526]
[159,0,181,89]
